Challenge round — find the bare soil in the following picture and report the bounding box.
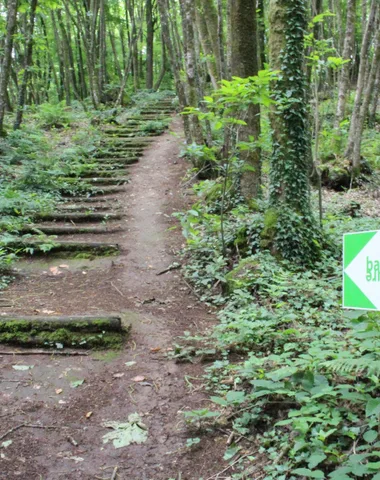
[0,118,226,480]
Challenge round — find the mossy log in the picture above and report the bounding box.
[21,224,123,235]
[35,212,122,222]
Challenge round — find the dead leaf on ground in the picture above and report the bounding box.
[150,347,161,353]
[113,373,124,379]
[131,375,146,382]
[49,266,62,276]
[86,411,93,419]
[55,388,63,395]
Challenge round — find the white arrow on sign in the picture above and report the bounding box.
[345,230,380,310]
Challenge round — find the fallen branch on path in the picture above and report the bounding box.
[156,263,182,276]
[0,423,61,441]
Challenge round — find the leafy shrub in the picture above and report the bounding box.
[36,101,72,129]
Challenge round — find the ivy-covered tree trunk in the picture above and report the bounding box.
[230,0,261,200]
[267,0,320,263]
[0,0,18,136]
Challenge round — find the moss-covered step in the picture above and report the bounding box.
[11,240,120,255]
[76,170,128,178]
[60,177,128,186]
[0,315,123,333]
[58,204,120,212]
[93,157,139,164]
[93,151,142,159]
[0,316,129,349]
[21,224,123,235]
[35,212,122,222]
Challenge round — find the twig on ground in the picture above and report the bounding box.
[205,453,252,480]
[111,282,125,297]
[156,263,182,276]
[0,423,61,441]
[182,278,202,300]
[111,466,118,480]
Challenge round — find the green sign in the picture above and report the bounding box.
[343,230,380,311]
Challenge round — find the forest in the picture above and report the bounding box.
[0,0,380,479]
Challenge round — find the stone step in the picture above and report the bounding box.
[21,224,123,235]
[35,212,122,223]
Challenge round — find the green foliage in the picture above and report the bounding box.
[178,167,380,478]
[35,101,73,129]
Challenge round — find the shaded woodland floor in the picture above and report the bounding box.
[0,117,225,480]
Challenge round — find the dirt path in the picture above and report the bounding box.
[0,118,224,479]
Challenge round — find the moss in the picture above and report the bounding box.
[260,208,278,248]
[225,257,262,294]
[0,328,127,349]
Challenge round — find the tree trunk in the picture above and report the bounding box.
[344,0,377,169]
[195,0,219,89]
[351,24,380,170]
[157,0,191,144]
[230,0,261,199]
[146,0,154,89]
[14,0,38,130]
[368,62,380,126]
[257,0,266,70]
[334,0,356,133]
[0,0,18,135]
[268,0,319,262]
[179,0,204,145]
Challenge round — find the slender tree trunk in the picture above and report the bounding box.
[98,0,107,101]
[351,25,380,170]
[345,0,377,169]
[154,33,167,91]
[0,0,18,135]
[230,0,261,199]
[179,0,204,145]
[216,0,226,79]
[257,0,266,70]
[368,63,380,125]
[14,0,38,130]
[157,0,191,143]
[146,0,154,89]
[334,0,356,133]
[195,0,219,89]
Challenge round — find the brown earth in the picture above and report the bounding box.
[0,118,228,480]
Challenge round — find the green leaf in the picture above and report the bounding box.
[366,398,380,417]
[210,396,228,407]
[70,379,85,388]
[226,391,246,404]
[363,430,378,443]
[308,453,327,469]
[102,413,148,449]
[293,468,325,479]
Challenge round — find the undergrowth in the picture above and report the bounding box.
[0,103,103,277]
[177,178,380,479]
